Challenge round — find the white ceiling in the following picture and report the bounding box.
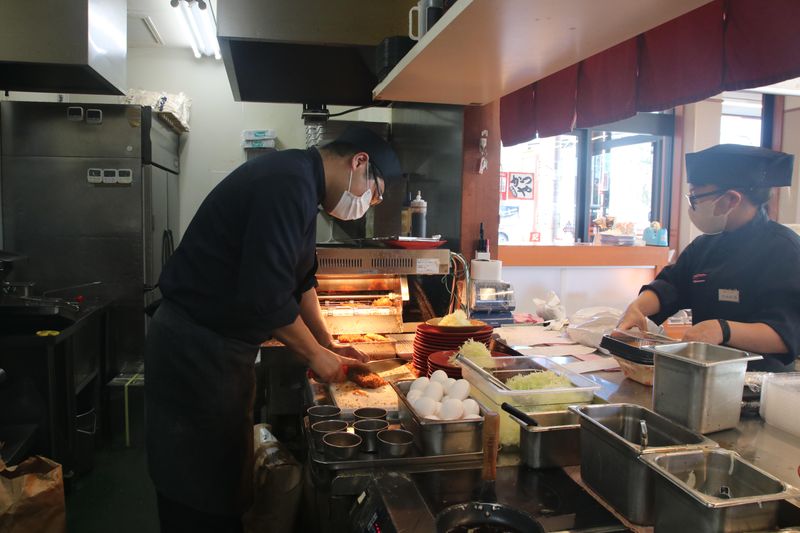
[126,0,217,49]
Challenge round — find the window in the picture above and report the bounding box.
[720,91,762,146]
[499,113,674,245]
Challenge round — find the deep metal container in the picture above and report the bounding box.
[571,403,717,525]
[641,449,797,532]
[392,380,486,455]
[510,410,580,469]
[649,342,762,433]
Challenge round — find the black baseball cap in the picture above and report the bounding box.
[686,144,794,188]
[333,125,402,179]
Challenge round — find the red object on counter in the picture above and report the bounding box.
[384,239,446,250]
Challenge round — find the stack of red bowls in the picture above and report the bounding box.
[412,322,493,376]
[427,350,462,379]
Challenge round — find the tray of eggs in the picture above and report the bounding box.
[390,370,492,456]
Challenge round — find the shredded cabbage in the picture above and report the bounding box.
[438,309,472,326]
[452,339,492,366]
[506,371,572,390]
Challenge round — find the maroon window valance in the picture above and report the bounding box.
[638,0,724,112]
[724,0,800,90]
[534,64,578,139]
[576,38,638,129]
[499,83,536,147]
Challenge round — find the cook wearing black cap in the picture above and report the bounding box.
[145,125,402,532]
[620,144,800,373]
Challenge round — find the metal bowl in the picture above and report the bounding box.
[377,429,414,458]
[353,407,388,421]
[311,419,349,448]
[435,502,544,533]
[353,418,390,452]
[307,405,341,424]
[322,431,362,461]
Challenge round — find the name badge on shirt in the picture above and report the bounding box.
[718,289,740,303]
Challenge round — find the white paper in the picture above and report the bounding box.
[497,326,574,346]
[516,345,598,357]
[563,358,621,374]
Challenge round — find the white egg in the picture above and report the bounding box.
[462,398,480,416]
[423,381,444,401]
[412,396,437,417]
[410,377,429,391]
[444,378,456,392]
[430,370,449,384]
[406,389,423,403]
[434,401,442,415]
[439,398,465,420]
[448,380,471,401]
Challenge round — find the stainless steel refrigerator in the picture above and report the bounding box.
[0,101,180,374]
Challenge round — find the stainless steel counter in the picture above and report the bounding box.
[584,370,800,490]
[304,366,800,531]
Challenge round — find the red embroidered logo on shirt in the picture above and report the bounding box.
[692,273,707,284]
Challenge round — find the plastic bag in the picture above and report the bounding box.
[0,456,66,533]
[242,424,303,533]
[533,291,567,330]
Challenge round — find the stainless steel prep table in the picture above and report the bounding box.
[304,363,800,532]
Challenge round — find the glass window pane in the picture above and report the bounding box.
[499,136,578,245]
[589,135,656,238]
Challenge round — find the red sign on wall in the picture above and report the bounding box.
[529,232,541,243]
[499,172,508,200]
[508,172,534,200]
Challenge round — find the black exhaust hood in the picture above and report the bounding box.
[217,0,414,105]
[0,0,127,95]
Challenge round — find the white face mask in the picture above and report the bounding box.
[329,170,372,220]
[688,195,731,235]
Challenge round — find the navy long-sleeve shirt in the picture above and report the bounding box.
[159,148,324,344]
[642,210,800,370]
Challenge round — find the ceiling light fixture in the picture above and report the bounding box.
[173,0,220,60]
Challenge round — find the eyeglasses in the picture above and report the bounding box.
[685,189,727,210]
[368,163,383,206]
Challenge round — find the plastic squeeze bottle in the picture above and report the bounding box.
[410,190,427,238]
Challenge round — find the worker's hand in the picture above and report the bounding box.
[329,341,369,363]
[308,349,348,383]
[617,304,649,333]
[682,320,723,345]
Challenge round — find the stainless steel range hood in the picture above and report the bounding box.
[0,0,127,95]
[217,0,413,105]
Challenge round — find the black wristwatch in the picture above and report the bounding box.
[718,318,731,345]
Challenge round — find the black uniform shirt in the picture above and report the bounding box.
[159,148,324,344]
[643,210,800,369]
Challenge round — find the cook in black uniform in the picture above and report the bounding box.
[144,126,402,532]
[620,144,799,372]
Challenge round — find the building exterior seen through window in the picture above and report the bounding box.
[499,113,675,245]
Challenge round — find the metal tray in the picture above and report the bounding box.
[304,417,483,473]
[642,449,798,532]
[327,358,414,420]
[509,410,581,469]
[392,379,489,455]
[571,403,717,525]
[648,342,763,433]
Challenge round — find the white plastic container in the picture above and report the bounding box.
[458,355,599,446]
[760,372,800,438]
[241,129,276,140]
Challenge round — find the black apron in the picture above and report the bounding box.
[145,300,260,515]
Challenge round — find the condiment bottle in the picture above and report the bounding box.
[400,191,412,236]
[410,190,427,238]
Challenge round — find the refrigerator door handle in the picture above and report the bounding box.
[161,230,169,267]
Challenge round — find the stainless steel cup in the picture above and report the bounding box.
[377,429,414,458]
[307,405,341,424]
[323,431,362,461]
[353,407,388,421]
[311,419,349,448]
[353,419,390,453]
